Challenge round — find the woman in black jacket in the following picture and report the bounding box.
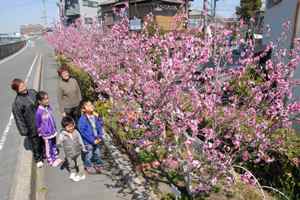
[11,78,44,168]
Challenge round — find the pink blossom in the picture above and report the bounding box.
[46,16,300,196]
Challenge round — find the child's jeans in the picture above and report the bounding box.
[65,154,85,176]
[83,144,103,167]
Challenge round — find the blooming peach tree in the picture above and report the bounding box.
[46,14,300,197]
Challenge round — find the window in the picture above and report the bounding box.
[84,17,93,24]
[65,0,80,16]
[82,0,98,8]
[188,18,201,28]
[82,0,88,6]
[66,0,79,8]
[104,13,114,25]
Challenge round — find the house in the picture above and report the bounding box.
[58,0,104,26]
[20,24,44,37]
[99,0,189,30]
[188,9,203,28]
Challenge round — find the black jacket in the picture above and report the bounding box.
[12,89,38,136]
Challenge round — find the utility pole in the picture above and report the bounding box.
[203,0,208,29]
[185,0,189,16]
[213,0,216,17]
[203,0,208,15]
[42,0,48,27]
[57,0,64,24]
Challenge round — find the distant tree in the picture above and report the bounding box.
[236,0,262,22]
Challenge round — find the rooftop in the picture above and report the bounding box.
[99,0,186,6]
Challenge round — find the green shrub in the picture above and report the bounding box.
[245,151,300,200]
[161,193,176,200]
[138,150,156,163]
[68,65,97,101]
[94,100,112,120]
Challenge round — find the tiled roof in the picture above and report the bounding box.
[99,0,118,6]
[160,0,185,4]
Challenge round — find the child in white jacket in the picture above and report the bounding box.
[58,116,86,182]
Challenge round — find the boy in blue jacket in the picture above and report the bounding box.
[78,100,104,174]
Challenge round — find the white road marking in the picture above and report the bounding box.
[0,41,29,65]
[0,54,38,151]
[0,114,13,151]
[25,54,38,83]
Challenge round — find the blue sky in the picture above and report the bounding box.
[0,0,58,33]
[0,0,239,33]
[192,0,239,17]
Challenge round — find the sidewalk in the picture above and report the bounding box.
[39,40,133,200]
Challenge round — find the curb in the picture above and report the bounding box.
[8,140,35,200]
[103,131,159,200]
[34,55,47,200]
[8,54,43,200]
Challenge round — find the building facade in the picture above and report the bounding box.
[99,0,189,30]
[188,9,203,28]
[20,24,44,37]
[59,0,104,26]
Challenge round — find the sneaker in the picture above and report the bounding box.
[69,172,76,179]
[52,158,63,167]
[69,173,80,182]
[85,167,97,174]
[36,161,44,168]
[77,174,86,181]
[70,175,80,182]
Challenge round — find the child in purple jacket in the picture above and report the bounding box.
[35,91,62,167]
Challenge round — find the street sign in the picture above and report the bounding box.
[129,18,142,31]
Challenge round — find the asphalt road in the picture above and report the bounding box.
[0,40,37,200]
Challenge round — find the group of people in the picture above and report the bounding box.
[11,66,104,182]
